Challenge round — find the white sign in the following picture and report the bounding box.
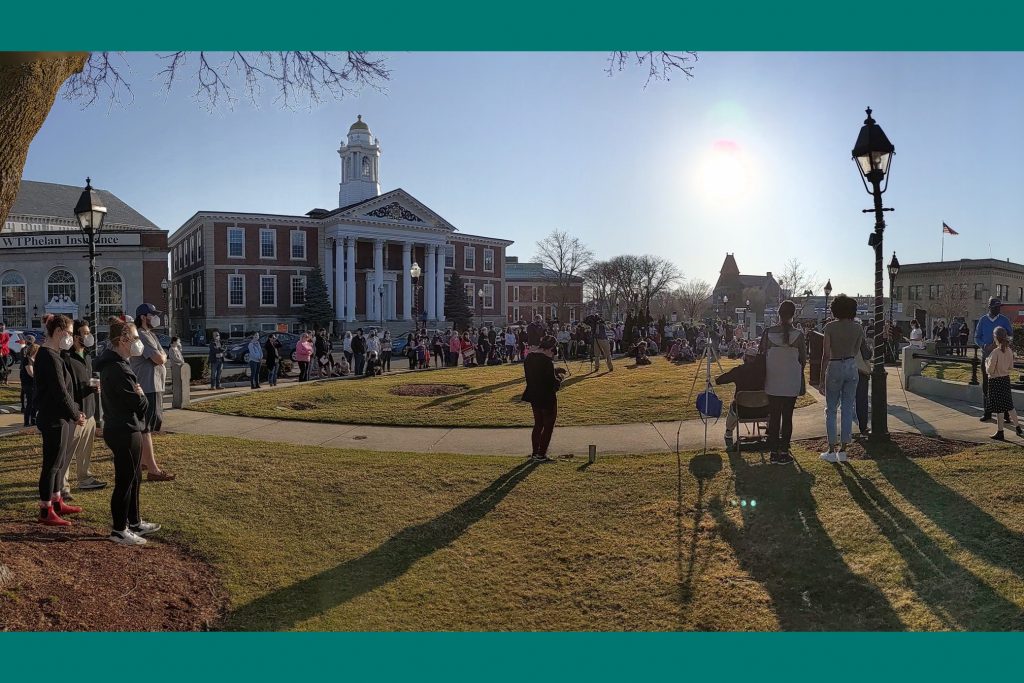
[0,233,141,250]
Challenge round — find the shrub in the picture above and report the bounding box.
[184,355,208,381]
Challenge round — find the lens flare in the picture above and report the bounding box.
[697,139,752,204]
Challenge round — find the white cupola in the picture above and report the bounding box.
[338,114,382,206]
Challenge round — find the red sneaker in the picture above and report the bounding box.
[39,507,72,526]
[54,497,83,515]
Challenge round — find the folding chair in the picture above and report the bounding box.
[733,390,770,453]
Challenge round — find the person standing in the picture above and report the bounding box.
[431,331,443,369]
[382,330,393,372]
[351,328,366,375]
[759,300,806,464]
[908,319,925,349]
[208,331,225,390]
[295,333,313,381]
[975,297,1013,424]
[366,331,382,361]
[20,335,38,426]
[522,336,564,463]
[819,295,870,461]
[592,317,614,373]
[948,318,962,356]
[33,314,85,526]
[0,322,10,369]
[264,333,281,386]
[342,331,354,367]
[60,320,106,496]
[449,331,462,368]
[95,317,160,545]
[986,327,1023,441]
[130,303,175,482]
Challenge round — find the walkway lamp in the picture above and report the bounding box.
[74,178,107,331]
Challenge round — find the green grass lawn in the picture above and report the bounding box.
[0,384,20,406]
[2,432,1023,631]
[191,356,815,427]
[920,361,976,384]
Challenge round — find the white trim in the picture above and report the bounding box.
[228,227,245,259]
[483,283,494,309]
[260,229,277,260]
[260,275,277,307]
[228,274,245,307]
[464,246,476,271]
[512,285,520,302]
[290,230,307,261]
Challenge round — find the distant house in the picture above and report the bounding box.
[711,253,782,318]
[504,257,584,323]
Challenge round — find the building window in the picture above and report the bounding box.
[893,286,902,301]
[483,248,494,272]
[362,156,370,177]
[974,283,984,300]
[465,282,475,306]
[189,279,196,309]
[96,270,124,320]
[483,283,494,309]
[197,277,203,309]
[228,274,245,307]
[46,269,77,304]
[229,323,244,338]
[260,229,276,259]
[512,306,520,321]
[513,286,520,302]
[0,271,27,327]
[290,230,306,260]
[291,276,306,307]
[532,286,539,302]
[936,284,945,299]
[260,323,277,332]
[1019,287,1023,303]
[190,234,196,263]
[197,230,202,258]
[928,285,936,300]
[444,244,455,269]
[464,246,476,270]
[228,227,244,258]
[260,275,277,306]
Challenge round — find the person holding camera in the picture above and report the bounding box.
[522,335,564,463]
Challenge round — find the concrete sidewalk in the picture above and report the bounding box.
[160,372,1024,456]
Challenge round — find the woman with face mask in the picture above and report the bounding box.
[33,314,85,526]
[94,317,160,545]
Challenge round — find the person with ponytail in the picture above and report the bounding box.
[759,300,806,464]
[94,317,160,545]
[33,314,85,526]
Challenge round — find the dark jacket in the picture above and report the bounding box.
[521,352,561,406]
[526,321,546,347]
[350,334,366,355]
[19,344,36,385]
[265,338,281,363]
[209,339,225,364]
[715,355,766,392]
[94,348,148,434]
[64,349,99,419]
[33,346,81,426]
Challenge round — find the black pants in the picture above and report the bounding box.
[21,383,35,426]
[104,430,142,531]
[766,395,797,450]
[530,401,557,457]
[298,361,309,382]
[382,350,392,371]
[856,373,869,432]
[38,420,72,501]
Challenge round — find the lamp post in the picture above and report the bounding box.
[73,178,107,331]
[823,279,833,324]
[887,252,900,355]
[477,287,485,327]
[161,278,170,337]
[409,261,422,332]
[722,294,729,320]
[377,284,385,331]
[852,106,895,442]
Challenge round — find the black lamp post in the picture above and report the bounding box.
[852,107,895,442]
[888,252,900,351]
[722,294,729,319]
[477,287,485,327]
[410,261,422,331]
[377,284,385,330]
[823,279,833,323]
[74,178,107,331]
[161,278,170,337]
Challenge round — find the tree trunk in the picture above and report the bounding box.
[0,52,89,231]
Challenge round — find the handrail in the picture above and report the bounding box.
[911,350,1024,387]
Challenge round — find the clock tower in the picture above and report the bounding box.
[338,115,382,207]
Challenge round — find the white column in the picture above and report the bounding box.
[435,246,446,322]
[402,242,413,321]
[346,237,356,322]
[334,237,345,321]
[373,239,385,321]
[425,244,437,321]
[323,238,334,308]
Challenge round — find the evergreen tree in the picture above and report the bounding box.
[444,271,473,332]
[299,266,334,331]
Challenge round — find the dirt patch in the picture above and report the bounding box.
[795,432,979,460]
[0,521,226,631]
[287,401,318,411]
[389,383,468,397]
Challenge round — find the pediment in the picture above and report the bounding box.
[337,189,456,232]
[364,201,424,224]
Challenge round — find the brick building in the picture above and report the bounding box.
[504,257,584,323]
[169,116,513,338]
[894,257,1024,329]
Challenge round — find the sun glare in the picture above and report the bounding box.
[697,140,752,204]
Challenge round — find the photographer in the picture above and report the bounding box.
[522,335,564,463]
[586,313,613,373]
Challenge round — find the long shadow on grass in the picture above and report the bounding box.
[418,378,525,409]
[874,454,1024,582]
[835,463,1024,630]
[709,449,904,630]
[223,460,539,631]
[679,452,722,605]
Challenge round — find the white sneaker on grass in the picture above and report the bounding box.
[129,521,161,536]
[109,529,147,546]
[836,450,849,463]
[820,450,839,463]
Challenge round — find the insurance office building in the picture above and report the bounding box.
[1,180,169,334]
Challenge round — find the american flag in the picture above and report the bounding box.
[942,222,959,235]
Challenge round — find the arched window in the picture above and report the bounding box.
[97,269,125,321]
[1,271,27,327]
[46,269,77,304]
[361,156,371,177]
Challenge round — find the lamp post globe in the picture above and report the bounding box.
[74,178,107,331]
[852,107,895,442]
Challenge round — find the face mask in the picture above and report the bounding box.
[149,315,161,328]
[59,334,73,351]
[82,334,95,347]
[130,340,145,357]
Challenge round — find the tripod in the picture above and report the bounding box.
[683,332,726,456]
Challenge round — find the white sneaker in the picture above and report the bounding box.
[109,529,147,546]
[820,451,839,463]
[129,520,161,536]
[836,450,849,463]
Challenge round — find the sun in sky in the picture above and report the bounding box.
[696,139,753,204]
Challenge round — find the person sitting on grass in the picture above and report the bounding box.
[364,351,383,377]
[715,347,767,448]
[335,354,350,376]
[631,339,652,366]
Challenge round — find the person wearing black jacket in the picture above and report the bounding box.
[526,315,547,349]
[716,349,766,448]
[522,335,565,462]
[59,319,106,497]
[264,333,282,386]
[95,318,160,546]
[33,314,85,526]
[351,329,366,375]
[20,335,38,426]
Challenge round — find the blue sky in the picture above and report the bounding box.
[23,51,1024,294]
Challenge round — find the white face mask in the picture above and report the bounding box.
[130,340,145,357]
[82,334,95,347]
[59,334,73,351]
[149,315,161,328]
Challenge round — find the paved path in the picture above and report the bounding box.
[159,373,1022,456]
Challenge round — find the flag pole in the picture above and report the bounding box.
[941,224,944,262]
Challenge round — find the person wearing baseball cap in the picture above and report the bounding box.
[974,297,1013,423]
[129,303,175,481]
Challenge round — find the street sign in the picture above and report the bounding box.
[735,308,746,314]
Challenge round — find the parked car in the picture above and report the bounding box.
[224,333,300,363]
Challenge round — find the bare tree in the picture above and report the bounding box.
[637,255,681,317]
[535,230,594,314]
[925,265,971,325]
[776,257,818,301]
[0,51,697,232]
[677,278,712,322]
[584,260,619,320]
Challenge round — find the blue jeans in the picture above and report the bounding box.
[268,361,279,386]
[210,360,223,388]
[249,360,261,388]
[354,353,365,376]
[825,358,858,446]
